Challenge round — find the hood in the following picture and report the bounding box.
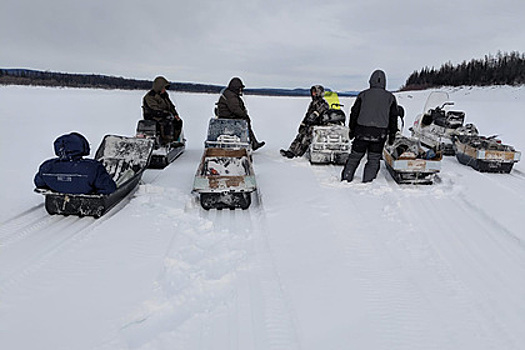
[228,77,245,94]
[310,85,325,99]
[369,70,386,89]
[54,132,90,160]
[152,76,170,93]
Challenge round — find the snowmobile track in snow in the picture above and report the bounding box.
[0,194,133,294]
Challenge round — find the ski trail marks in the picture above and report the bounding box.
[107,183,300,350]
[0,192,133,295]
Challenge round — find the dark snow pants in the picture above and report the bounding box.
[287,125,313,157]
[156,118,183,144]
[341,138,385,183]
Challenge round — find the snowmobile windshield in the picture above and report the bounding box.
[423,91,452,114]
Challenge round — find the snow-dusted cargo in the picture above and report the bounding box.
[136,119,185,169]
[36,135,154,218]
[454,134,521,173]
[410,91,466,155]
[193,148,257,210]
[383,134,442,184]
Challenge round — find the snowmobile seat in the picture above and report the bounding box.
[136,119,157,138]
[321,109,346,126]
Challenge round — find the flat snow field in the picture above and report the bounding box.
[1,85,524,350]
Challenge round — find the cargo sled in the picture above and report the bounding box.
[36,135,154,218]
[309,92,350,165]
[453,132,521,173]
[204,118,251,150]
[383,134,442,184]
[136,119,185,169]
[410,91,467,155]
[193,148,257,210]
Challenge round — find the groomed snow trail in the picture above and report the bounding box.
[1,86,524,350]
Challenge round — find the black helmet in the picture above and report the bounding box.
[310,85,325,98]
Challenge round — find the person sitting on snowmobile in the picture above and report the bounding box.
[142,76,183,145]
[215,77,265,151]
[280,85,330,159]
[341,69,400,183]
[34,132,116,194]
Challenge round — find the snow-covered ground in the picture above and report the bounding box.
[1,85,524,350]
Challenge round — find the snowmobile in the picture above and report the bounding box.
[308,91,350,165]
[35,135,154,218]
[383,133,442,184]
[135,119,185,169]
[410,91,467,155]
[204,118,251,150]
[193,148,257,210]
[453,126,521,173]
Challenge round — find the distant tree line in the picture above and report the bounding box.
[0,69,224,93]
[402,51,525,90]
[0,68,357,96]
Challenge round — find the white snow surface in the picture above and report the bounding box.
[1,85,524,350]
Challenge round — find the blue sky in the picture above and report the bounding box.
[1,0,524,91]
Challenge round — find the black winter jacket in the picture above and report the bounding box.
[349,70,399,140]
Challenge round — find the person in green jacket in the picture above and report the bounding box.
[215,77,265,150]
[142,76,183,145]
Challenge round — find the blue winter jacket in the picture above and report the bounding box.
[34,133,117,195]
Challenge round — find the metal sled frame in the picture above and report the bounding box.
[193,148,257,210]
[383,145,442,185]
[309,125,351,165]
[454,136,521,173]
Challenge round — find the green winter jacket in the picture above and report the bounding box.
[143,76,179,120]
[215,77,250,120]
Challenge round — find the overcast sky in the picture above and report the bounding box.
[1,0,524,91]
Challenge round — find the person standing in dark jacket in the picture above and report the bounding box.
[280,85,330,158]
[143,76,183,145]
[215,77,265,150]
[341,70,399,183]
[34,132,116,194]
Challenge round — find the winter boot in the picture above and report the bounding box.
[280,149,295,158]
[252,140,266,151]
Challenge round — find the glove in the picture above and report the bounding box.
[305,111,319,125]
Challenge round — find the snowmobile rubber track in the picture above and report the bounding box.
[200,192,252,210]
[148,143,185,169]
